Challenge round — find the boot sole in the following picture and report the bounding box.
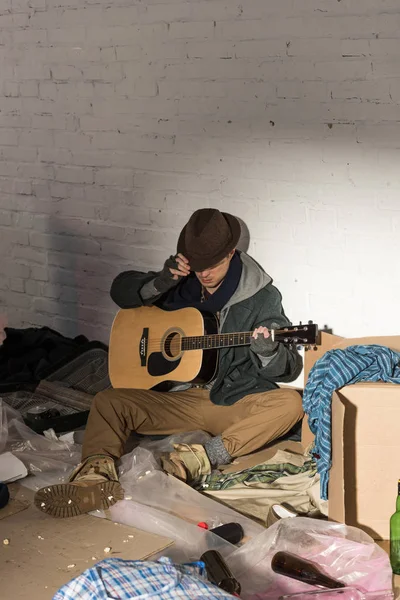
[34,480,124,518]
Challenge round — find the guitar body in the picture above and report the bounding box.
[109,306,219,390]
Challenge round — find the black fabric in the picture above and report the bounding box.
[0,327,91,389]
[162,251,242,314]
[0,483,9,509]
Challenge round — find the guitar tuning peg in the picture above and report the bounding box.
[313,345,318,351]
[299,321,302,325]
[308,320,313,324]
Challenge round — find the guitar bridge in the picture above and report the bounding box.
[139,328,149,367]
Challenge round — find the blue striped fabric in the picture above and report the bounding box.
[53,557,237,599]
[302,344,400,500]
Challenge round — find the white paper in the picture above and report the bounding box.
[0,452,28,483]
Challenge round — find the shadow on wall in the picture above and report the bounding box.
[46,214,120,342]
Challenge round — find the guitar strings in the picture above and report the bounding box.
[143,328,311,346]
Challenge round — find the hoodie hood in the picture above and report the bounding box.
[218,251,271,330]
[224,251,272,309]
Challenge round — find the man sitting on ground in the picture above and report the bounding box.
[34,208,303,518]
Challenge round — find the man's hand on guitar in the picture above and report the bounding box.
[250,326,279,357]
[154,254,191,293]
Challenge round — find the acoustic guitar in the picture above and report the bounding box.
[109,306,318,389]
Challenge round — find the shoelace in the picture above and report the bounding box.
[178,444,203,474]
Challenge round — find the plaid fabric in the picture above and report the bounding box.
[196,459,316,491]
[53,557,236,599]
[302,344,400,500]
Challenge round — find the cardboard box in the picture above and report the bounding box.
[304,332,400,540]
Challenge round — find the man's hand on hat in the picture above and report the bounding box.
[250,326,278,357]
[168,253,191,280]
[154,253,191,293]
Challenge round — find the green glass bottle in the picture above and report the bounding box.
[390,479,400,574]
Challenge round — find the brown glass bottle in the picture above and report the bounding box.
[271,551,346,589]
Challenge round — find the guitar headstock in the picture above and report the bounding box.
[274,321,318,350]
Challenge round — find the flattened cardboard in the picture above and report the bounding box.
[0,494,172,600]
[304,332,400,540]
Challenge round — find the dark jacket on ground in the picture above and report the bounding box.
[110,252,303,406]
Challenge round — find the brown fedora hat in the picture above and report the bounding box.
[177,208,241,272]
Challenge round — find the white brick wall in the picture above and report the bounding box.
[1,0,400,342]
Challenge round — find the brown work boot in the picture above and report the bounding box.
[34,455,124,518]
[160,444,212,483]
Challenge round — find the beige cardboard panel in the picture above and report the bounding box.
[0,501,172,600]
[339,385,400,444]
[333,335,400,352]
[337,385,400,540]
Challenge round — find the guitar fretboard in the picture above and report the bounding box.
[181,332,253,351]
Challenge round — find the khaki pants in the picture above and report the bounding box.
[82,387,303,462]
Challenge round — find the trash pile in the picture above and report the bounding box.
[0,400,394,599]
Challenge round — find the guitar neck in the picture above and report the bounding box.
[181,322,317,351]
[182,332,253,351]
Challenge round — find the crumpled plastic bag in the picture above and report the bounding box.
[0,399,80,489]
[226,518,393,599]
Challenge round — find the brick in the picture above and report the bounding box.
[31,232,101,254]
[0,162,18,177]
[0,260,30,278]
[0,211,12,226]
[19,81,39,97]
[95,168,134,187]
[115,45,143,62]
[33,297,77,318]
[1,129,19,146]
[1,146,37,162]
[48,27,86,44]
[10,278,24,293]
[39,147,72,164]
[134,78,158,97]
[54,132,92,151]
[55,166,94,184]
[234,40,286,58]
[168,21,214,39]
[4,81,19,98]
[5,291,32,309]
[19,129,53,147]
[13,245,47,263]
[13,29,47,44]
[51,65,83,81]
[330,81,390,102]
[70,152,112,167]
[24,280,43,296]
[18,163,54,180]
[30,265,48,281]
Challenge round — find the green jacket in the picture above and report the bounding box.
[110,252,303,406]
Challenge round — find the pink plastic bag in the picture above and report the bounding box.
[226,518,393,599]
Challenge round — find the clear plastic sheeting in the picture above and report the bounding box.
[105,444,264,562]
[0,399,80,490]
[226,518,393,599]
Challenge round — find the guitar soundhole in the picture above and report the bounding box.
[164,332,182,359]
